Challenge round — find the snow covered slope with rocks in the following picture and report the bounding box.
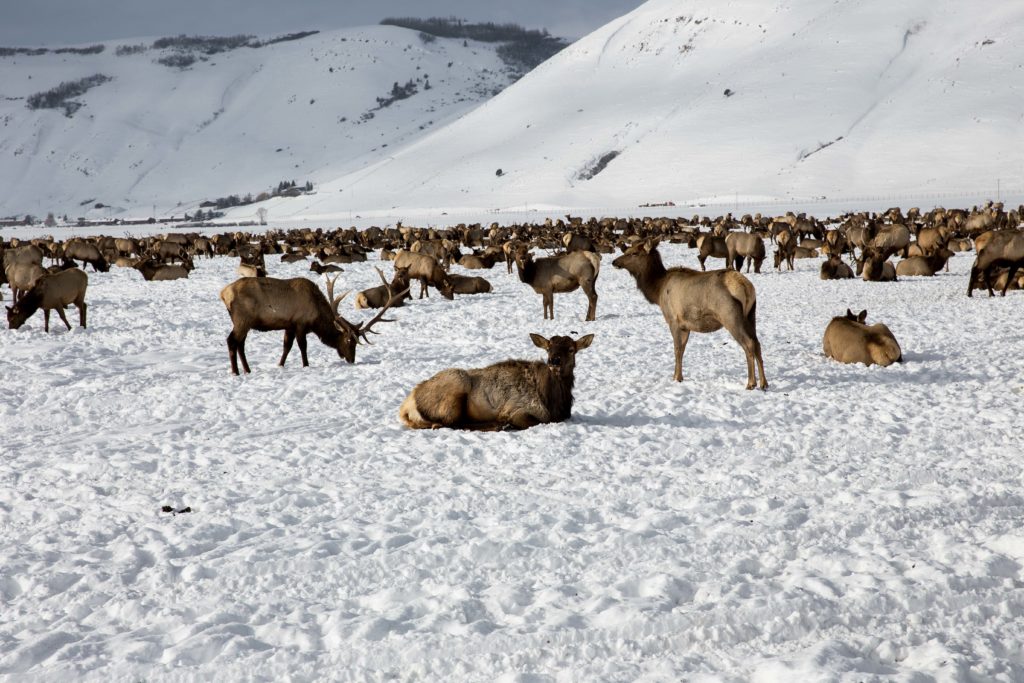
[263,0,1024,220]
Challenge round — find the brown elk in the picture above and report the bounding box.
[63,239,110,272]
[309,261,344,274]
[399,333,594,430]
[220,275,404,374]
[773,227,796,270]
[696,234,729,270]
[4,262,45,302]
[612,240,767,390]
[514,244,600,321]
[725,232,765,273]
[823,309,902,367]
[6,268,88,332]
[858,249,897,282]
[819,255,854,280]
[355,267,412,309]
[135,257,191,281]
[458,252,498,269]
[449,273,493,294]
[968,229,1024,297]
[393,250,454,299]
[895,248,954,277]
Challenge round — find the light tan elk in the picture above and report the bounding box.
[895,248,953,277]
[220,275,405,374]
[968,230,1024,297]
[774,227,796,270]
[354,267,412,309]
[4,262,45,302]
[393,250,454,299]
[399,333,594,430]
[725,232,766,273]
[7,268,88,332]
[612,240,767,390]
[514,244,600,321]
[823,309,902,367]
[135,258,191,281]
[696,234,729,271]
[858,249,897,282]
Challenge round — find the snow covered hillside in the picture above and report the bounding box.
[0,27,523,220]
[261,0,1024,220]
[1,244,1023,679]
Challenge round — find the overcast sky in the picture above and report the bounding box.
[1,0,646,46]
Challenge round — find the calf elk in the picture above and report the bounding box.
[220,275,404,374]
[399,333,594,430]
[823,309,902,367]
[7,268,88,332]
[613,240,767,390]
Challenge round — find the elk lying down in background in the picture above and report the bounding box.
[449,273,492,294]
[135,256,192,281]
[355,267,412,309]
[393,250,454,299]
[399,333,593,430]
[895,248,954,277]
[858,249,897,282]
[820,255,854,280]
[823,309,902,367]
[7,268,88,332]
[613,240,767,390]
[514,244,600,321]
[220,275,405,374]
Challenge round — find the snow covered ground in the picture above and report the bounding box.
[1,242,1022,680]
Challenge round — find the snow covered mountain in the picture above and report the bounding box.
[261,0,1024,221]
[0,26,527,219]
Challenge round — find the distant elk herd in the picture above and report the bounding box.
[2,200,1022,429]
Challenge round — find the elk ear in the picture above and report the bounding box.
[858,310,867,323]
[574,334,594,351]
[846,308,855,318]
[529,333,549,350]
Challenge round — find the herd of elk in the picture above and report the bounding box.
[400,333,593,430]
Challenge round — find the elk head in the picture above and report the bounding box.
[529,333,594,377]
[326,274,408,361]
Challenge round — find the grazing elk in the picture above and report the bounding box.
[725,232,766,273]
[968,230,1024,297]
[514,244,600,321]
[612,240,767,390]
[393,250,454,299]
[6,268,88,332]
[774,227,796,270]
[62,240,110,272]
[823,309,902,367]
[220,275,405,374]
[355,267,412,309]
[399,333,594,430]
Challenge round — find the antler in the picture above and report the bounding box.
[354,271,409,344]
[324,274,350,316]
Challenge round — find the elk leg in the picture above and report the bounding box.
[671,327,690,382]
[279,328,296,366]
[55,306,71,331]
[420,279,428,299]
[231,329,252,374]
[78,300,87,328]
[582,282,597,321]
[1002,263,1020,297]
[43,309,51,333]
[297,332,309,366]
[227,333,240,375]
[698,255,707,271]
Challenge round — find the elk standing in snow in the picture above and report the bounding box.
[6,268,88,332]
[514,244,600,321]
[612,240,767,390]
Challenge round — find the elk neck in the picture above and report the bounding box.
[515,255,536,284]
[538,361,574,422]
[633,250,668,305]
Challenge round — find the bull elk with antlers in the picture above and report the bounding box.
[219,274,405,374]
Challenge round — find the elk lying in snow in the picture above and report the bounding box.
[7,268,88,332]
[895,248,953,277]
[968,230,1024,297]
[355,267,412,309]
[135,258,191,281]
[858,249,897,282]
[514,244,600,320]
[399,333,594,430]
[310,261,344,274]
[725,232,765,273]
[220,275,405,374]
[236,263,267,278]
[820,255,854,280]
[393,250,454,299]
[449,273,492,294]
[823,309,902,367]
[612,240,767,390]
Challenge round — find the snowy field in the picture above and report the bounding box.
[1,242,1023,680]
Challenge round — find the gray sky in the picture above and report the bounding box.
[0,0,646,46]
